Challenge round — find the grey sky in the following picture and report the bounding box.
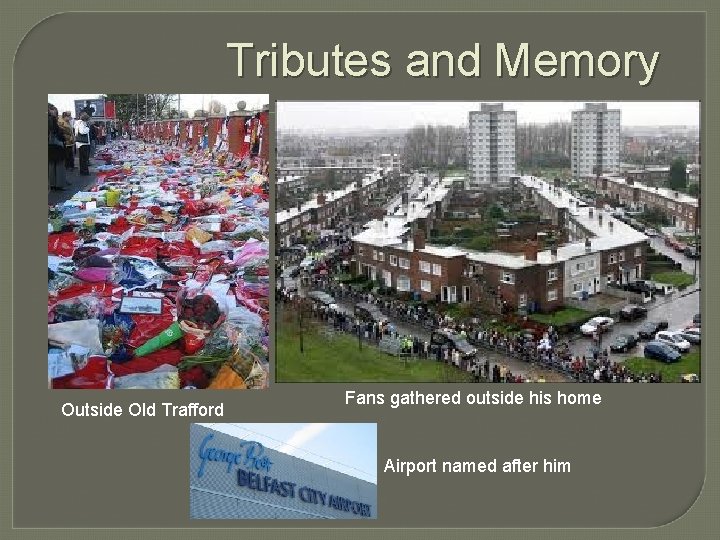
[278,101,699,131]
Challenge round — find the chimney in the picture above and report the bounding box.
[598,213,603,226]
[674,191,679,198]
[608,220,614,233]
[589,207,594,218]
[317,193,327,205]
[585,238,592,253]
[413,230,426,251]
[550,246,558,259]
[524,240,538,261]
[297,202,302,212]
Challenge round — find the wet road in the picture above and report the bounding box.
[568,287,700,362]
[568,235,701,362]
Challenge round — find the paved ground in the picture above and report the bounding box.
[568,239,700,362]
[568,288,699,361]
[48,153,103,207]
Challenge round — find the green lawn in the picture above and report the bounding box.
[276,320,472,383]
[529,307,592,326]
[651,271,696,288]
[624,350,700,382]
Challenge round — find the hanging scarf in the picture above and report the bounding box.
[200,119,209,150]
[185,122,193,149]
[215,117,229,152]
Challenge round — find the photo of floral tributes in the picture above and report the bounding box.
[47,94,270,389]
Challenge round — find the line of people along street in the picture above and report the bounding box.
[277,274,666,383]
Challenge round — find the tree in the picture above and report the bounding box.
[687,183,700,197]
[401,124,467,169]
[668,158,688,190]
[465,235,493,251]
[325,169,342,191]
[149,94,177,119]
[640,207,670,227]
[487,205,505,220]
[102,94,178,122]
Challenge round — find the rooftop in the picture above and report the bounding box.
[521,176,649,260]
[465,249,535,269]
[354,175,651,271]
[277,175,305,184]
[277,170,383,224]
[603,175,698,206]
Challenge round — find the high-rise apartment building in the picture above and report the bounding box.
[571,103,621,178]
[468,103,516,187]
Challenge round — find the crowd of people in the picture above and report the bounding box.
[48,103,123,191]
[278,265,668,383]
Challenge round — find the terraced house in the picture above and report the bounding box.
[276,170,390,247]
[352,176,649,314]
[586,175,699,232]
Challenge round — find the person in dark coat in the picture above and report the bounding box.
[48,104,67,191]
[58,111,75,170]
[492,364,501,383]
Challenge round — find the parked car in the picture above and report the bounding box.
[299,256,315,269]
[681,373,700,383]
[307,291,338,311]
[684,246,700,259]
[693,313,701,325]
[609,334,639,353]
[430,328,477,359]
[619,304,648,321]
[580,316,614,336]
[354,302,388,324]
[645,228,659,237]
[637,320,669,339]
[652,282,676,296]
[278,245,307,262]
[622,280,653,294]
[643,341,682,363]
[677,327,701,345]
[655,331,691,353]
[281,265,300,279]
[628,219,645,232]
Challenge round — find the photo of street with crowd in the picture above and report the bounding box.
[275,101,701,383]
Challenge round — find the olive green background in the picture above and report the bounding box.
[1,1,718,538]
